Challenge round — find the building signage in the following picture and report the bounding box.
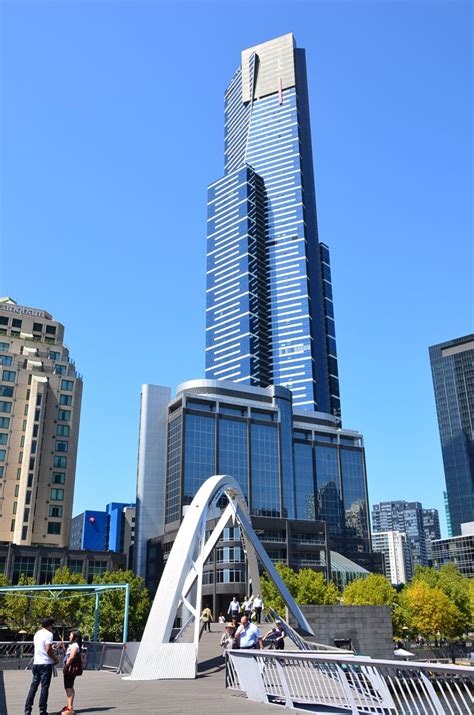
[0,304,46,318]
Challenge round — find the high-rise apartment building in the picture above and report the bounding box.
[0,298,82,547]
[429,335,474,536]
[206,34,340,415]
[372,501,440,568]
[371,531,413,585]
[432,522,474,578]
[422,508,441,563]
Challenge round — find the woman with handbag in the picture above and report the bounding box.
[61,629,83,714]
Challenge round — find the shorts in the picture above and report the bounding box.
[63,671,76,689]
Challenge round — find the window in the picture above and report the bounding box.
[49,505,63,517]
[0,317,7,326]
[50,488,64,500]
[61,379,74,391]
[0,400,13,413]
[54,365,67,375]
[56,424,70,437]
[2,370,16,382]
[25,490,31,504]
[39,557,61,584]
[88,561,107,576]
[49,351,60,360]
[0,386,13,397]
[36,393,42,406]
[10,519,15,532]
[0,342,9,351]
[58,410,71,421]
[53,456,67,468]
[52,472,65,485]
[12,501,17,513]
[12,555,35,584]
[33,322,43,333]
[47,522,61,535]
[23,508,30,522]
[0,450,6,462]
[0,417,10,428]
[0,355,12,366]
[14,485,19,497]
[45,325,56,335]
[59,394,72,406]
[0,433,8,445]
[55,440,68,453]
[12,319,22,328]
[0,467,4,478]
[68,559,83,574]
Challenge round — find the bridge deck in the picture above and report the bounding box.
[0,631,308,714]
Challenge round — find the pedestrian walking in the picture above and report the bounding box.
[227,596,240,620]
[24,616,58,715]
[234,616,263,650]
[253,593,263,623]
[242,595,253,618]
[201,606,213,632]
[61,629,83,714]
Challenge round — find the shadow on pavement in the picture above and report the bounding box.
[198,655,225,675]
[0,672,7,714]
[76,709,116,713]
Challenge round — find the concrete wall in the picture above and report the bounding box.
[301,605,394,660]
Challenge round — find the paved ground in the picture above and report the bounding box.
[0,631,308,714]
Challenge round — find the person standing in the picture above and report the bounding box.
[24,617,58,715]
[235,616,263,650]
[61,629,83,714]
[253,593,263,623]
[242,595,253,619]
[227,596,240,620]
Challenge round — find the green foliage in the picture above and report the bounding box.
[3,576,37,634]
[412,563,471,633]
[0,568,150,642]
[260,563,340,615]
[343,574,396,606]
[86,570,151,642]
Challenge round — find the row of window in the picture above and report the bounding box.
[0,317,56,335]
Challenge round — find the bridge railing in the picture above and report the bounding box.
[0,641,127,674]
[225,648,474,713]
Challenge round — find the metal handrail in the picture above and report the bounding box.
[226,649,474,713]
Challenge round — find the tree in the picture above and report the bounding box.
[260,563,340,615]
[30,567,89,640]
[412,563,471,634]
[3,576,37,635]
[404,581,461,638]
[343,574,396,606]
[295,569,339,606]
[82,570,151,642]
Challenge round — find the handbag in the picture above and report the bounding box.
[64,651,83,677]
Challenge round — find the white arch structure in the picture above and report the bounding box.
[129,474,314,680]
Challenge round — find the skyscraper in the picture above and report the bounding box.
[0,298,82,546]
[429,335,474,536]
[206,34,340,415]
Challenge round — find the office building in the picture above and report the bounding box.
[70,502,135,567]
[372,501,440,568]
[429,335,474,536]
[371,531,413,585]
[0,298,82,547]
[432,522,474,578]
[422,508,441,563]
[0,543,124,585]
[444,491,453,538]
[137,378,378,608]
[206,34,340,415]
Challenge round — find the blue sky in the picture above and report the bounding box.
[1,1,472,533]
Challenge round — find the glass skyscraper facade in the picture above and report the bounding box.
[429,335,474,536]
[206,34,340,414]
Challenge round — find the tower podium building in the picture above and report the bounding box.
[0,298,82,546]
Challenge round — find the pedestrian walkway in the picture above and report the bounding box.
[0,630,308,714]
